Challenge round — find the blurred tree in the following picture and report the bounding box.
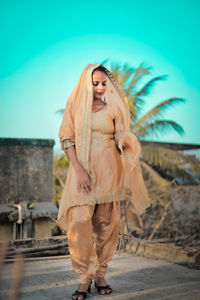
[105,60,199,185]
[53,153,69,206]
[108,60,185,137]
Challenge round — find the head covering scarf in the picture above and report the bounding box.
[59,63,150,216]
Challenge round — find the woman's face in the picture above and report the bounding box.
[92,70,107,100]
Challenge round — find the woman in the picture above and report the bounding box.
[56,64,150,299]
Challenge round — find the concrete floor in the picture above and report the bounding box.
[1,253,200,300]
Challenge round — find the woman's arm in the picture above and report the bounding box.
[64,146,92,194]
[59,100,92,194]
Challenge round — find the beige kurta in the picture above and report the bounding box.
[56,101,127,234]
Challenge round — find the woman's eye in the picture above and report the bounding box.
[93,82,106,87]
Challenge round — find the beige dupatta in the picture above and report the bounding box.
[59,63,150,215]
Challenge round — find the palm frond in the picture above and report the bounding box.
[140,160,171,204]
[120,63,136,85]
[128,62,152,88]
[110,62,135,86]
[128,97,138,120]
[140,160,168,186]
[110,61,120,81]
[136,75,168,97]
[128,94,145,116]
[141,145,200,185]
[133,120,184,137]
[101,58,109,66]
[132,97,185,131]
[55,108,65,115]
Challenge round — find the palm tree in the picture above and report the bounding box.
[106,60,185,138]
[102,59,200,186]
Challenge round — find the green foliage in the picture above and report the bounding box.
[135,120,184,138]
[102,60,199,185]
[53,153,69,206]
[141,145,200,185]
[53,153,69,170]
[104,60,185,138]
[132,99,185,137]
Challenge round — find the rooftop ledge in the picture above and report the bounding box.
[0,138,55,147]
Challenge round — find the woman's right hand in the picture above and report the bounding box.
[63,146,92,194]
[75,167,92,194]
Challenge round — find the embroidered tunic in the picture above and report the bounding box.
[56,102,126,233]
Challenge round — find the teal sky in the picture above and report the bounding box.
[1,0,200,155]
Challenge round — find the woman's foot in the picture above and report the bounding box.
[94,277,112,295]
[72,282,92,300]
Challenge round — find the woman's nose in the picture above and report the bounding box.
[98,84,104,91]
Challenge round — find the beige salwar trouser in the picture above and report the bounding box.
[66,201,121,284]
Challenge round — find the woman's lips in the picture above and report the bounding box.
[97,92,104,95]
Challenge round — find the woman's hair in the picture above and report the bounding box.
[92,65,107,76]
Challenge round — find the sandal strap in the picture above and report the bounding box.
[98,285,111,289]
[95,282,112,292]
[72,290,87,297]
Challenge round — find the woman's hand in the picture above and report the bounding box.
[75,167,92,194]
[64,146,92,194]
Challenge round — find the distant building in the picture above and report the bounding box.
[0,138,58,241]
